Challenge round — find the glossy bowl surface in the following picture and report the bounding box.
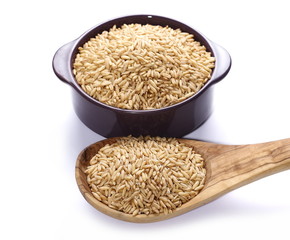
[53,15,231,137]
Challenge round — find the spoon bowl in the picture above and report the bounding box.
[75,137,290,223]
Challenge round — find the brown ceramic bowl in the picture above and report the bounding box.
[52,15,231,137]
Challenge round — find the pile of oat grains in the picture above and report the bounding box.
[85,136,206,216]
[73,24,215,110]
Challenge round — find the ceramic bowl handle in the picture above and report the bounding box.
[210,42,232,84]
[52,40,76,85]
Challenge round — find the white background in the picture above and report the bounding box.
[1,0,289,239]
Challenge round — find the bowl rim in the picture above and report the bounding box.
[63,14,229,114]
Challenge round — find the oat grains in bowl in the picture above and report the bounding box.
[73,24,215,110]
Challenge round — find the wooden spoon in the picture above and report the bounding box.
[75,137,290,223]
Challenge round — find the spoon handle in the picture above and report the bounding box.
[207,138,290,193]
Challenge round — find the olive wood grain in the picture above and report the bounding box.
[75,138,290,223]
